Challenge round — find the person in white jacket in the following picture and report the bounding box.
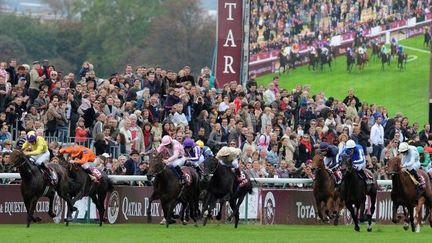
[398,142,423,188]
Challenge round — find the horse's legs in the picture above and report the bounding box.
[408,206,416,232]
[231,191,247,228]
[24,197,35,227]
[367,190,376,232]
[316,198,325,222]
[325,197,334,221]
[346,203,359,231]
[47,193,56,218]
[202,193,213,226]
[415,197,426,232]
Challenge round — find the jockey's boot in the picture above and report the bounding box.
[410,169,423,188]
[175,166,186,185]
[40,162,56,186]
[234,168,247,187]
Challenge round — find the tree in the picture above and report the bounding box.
[0,35,28,62]
[42,0,79,20]
[140,0,216,72]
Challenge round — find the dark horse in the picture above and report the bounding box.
[9,150,74,227]
[288,51,301,70]
[424,29,431,48]
[391,42,398,57]
[311,154,343,225]
[308,50,319,71]
[346,51,356,73]
[380,52,391,70]
[318,48,332,71]
[356,52,367,71]
[340,155,377,232]
[278,50,289,74]
[201,157,253,228]
[59,157,113,226]
[397,52,408,71]
[386,157,432,232]
[371,42,382,60]
[146,152,200,227]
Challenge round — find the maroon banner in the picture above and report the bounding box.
[215,0,243,88]
[260,189,417,225]
[0,185,64,224]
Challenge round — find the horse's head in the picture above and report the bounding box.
[202,157,219,180]
[311,154,324,172]
[386,157,401,176]
[340,153,354,173]
[10,149,28,168]
[147,151,164,178]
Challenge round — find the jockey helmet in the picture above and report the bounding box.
[398,142,409,153]
[319,142,329,151]
[346,140,356,149]
[26,131,37,143]
[183,138,195,148]
[417,146,425,154]
[196,140,204,148]
[160,135,172,146]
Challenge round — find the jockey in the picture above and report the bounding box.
[156,135,186,184]
[321,46,329,56]
[319,142,342,184]
[216,146,247,186]
[338,140,367,181]
[397,45,404,54]
[22,131,56,185]
[358,46,365,55]
[399,142,423,187]
[310,46,317,55]
[380,45,388,54]
[417,146,430,171]
[183,138,204,179]
[196,140,214,160]
[391,37,398,45]
[59,145,98,181]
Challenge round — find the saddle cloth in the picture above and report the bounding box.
[181,167,193,186]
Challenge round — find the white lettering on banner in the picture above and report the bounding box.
[143,197,161,217]
[224,2,236,21]
[296,202,316,219]
[223,29,237,47]
[3,202,26,215]
[0,204,3,213]
[35,201,50,213]
[223,56,235,74]
[122,197,142,220]
[378,199,393,221]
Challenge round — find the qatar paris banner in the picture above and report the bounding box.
[215,0,244,88]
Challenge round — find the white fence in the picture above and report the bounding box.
[0,173,393,186]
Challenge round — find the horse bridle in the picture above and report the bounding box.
[204,159,219,178]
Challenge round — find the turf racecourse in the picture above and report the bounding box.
[256,36,430,125]
[0,224,431,243]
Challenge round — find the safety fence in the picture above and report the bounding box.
[0,175,409,225]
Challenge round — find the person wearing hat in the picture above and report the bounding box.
[319,142,342,184]
[216,146,247,186]
[59,145,98,182]
[398,142,423,188]
[417,146,430,171]
[157,135,186,184]
[22,131,56,185]
[196,140,214,159]
[337,139,367,182]
[183,138,204,179]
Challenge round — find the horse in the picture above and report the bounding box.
[380,52,391,70]
[356,52,367,71]
[311,154,343,225]
[386,157,432,232]
[424,30,431,48]
[371,42,382,60]
[397,52,408,71]
[339,155,377,232]
[318,48,332,71]
[288,51,300,70]
[308,51,319,71]
[391,42,398,57]
[59,157,113,226]
[278,50,289,74]
[9,150,74,227]
[146,152,200,227]
[201,157,253,228]
[346,52,356,73]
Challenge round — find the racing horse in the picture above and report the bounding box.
[386,157,432,232]
[318,47,332,71]
[146,152,200,227]
[59,156,113,226]
[201,157,253,228]
[380,52,391,70]
[9,150,74,227]
[346,51,356,73]
[308,50,319,71]
[397,51,408,71]
[339,155,377,232]
[311,154,343,225]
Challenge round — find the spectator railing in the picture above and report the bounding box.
[0,173,393,187]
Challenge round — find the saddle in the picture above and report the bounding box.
[89,167,102,182]
[237,170,249,188]
[29,158,58,186]
[405,170,426,189]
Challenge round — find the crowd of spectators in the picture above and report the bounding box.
[249,0,432,55]
[0,57,431,186]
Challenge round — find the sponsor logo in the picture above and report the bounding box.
[107,191,120,224]
[52,193,63,223]
[296,202,316,219]
[263,192,275,225]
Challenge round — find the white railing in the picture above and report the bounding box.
[0,173,393,186]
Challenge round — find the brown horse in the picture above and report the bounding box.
[9,150,74,227]
[386,157,432,232]
[311,154,343,225]
[146,152,200,227]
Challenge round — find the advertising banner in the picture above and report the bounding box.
[215,0,244,88]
